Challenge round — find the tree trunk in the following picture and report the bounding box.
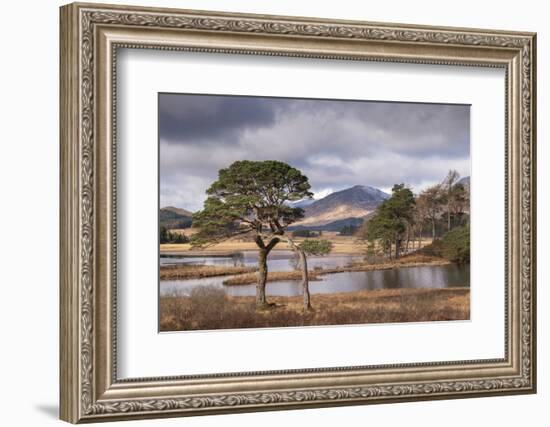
[254,236,280,309]
[286,237,312,312]
[298,249,311,312]
[447,210,451,231]
[256,248,268,308]
[431,218,436,242]
[395,238,400,259]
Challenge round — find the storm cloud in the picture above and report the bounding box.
[159,93,470,212]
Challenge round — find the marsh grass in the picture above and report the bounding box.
[160,264,256,280]
[159,286,469,331]
[222,270,324,286]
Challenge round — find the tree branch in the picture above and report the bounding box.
[266,237,280,252]
[254,235,266,249]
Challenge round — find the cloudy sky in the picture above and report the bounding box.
[159,93,470,212]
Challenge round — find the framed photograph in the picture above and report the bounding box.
[60,2,537,423]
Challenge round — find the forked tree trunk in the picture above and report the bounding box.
[254,236,279,309]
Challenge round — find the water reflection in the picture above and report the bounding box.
[160,263,470,298]
[160,251,364,272]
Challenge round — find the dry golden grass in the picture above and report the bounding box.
[223,270,324,286]
[161,233,365,254]
[160,287,470,331]
[160,264,257,280]
[160,235,435,255]
[393,253,450,264]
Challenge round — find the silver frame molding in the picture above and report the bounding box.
[60,2,536,423]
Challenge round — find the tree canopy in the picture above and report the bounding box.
[191,160,313,246]
[299,239,333,256]
[441,224,470,263]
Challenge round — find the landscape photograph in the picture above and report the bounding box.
[158,93,471,332]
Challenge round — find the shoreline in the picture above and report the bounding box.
[159,255,452,282]
[160,248,363,257]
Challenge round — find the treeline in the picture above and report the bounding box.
[359,170,469,261]
[292,225,359,236]
[160,226,189,244]
[339,224,359,236]
[291,229,322,238]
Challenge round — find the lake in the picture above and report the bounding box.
[159,252,470,298]
[160,250,364,271]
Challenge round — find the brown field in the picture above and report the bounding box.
[160,232,433,255]
[160,287,470,331]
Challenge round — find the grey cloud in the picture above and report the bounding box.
[159,94,470,211]
[159,93,279,143]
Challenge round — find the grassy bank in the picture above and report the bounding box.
[160,287,469,331]
[222,270,325,285]
[222,254,449,286]
[160,264,257,280]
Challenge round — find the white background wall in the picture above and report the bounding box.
[0,1,546,426]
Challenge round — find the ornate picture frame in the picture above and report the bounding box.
[60,2,536,423]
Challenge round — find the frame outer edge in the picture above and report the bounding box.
[529,33,537,393]
[60,2,537,422]
[60,3,81,424]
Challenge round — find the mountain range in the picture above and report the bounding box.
[161,179,470,232]
[160,185,390,231]
[291,185,389,229]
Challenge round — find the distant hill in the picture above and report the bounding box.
[294,185,389,228]
[160,206,193,229]
[290,216,365,232]
[457,176,470,188]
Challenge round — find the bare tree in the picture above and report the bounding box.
[418,184,443,241]
[441,170,460,231]
[450,182,469,226]
[286,238,332,312]
[413,195,429,250]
